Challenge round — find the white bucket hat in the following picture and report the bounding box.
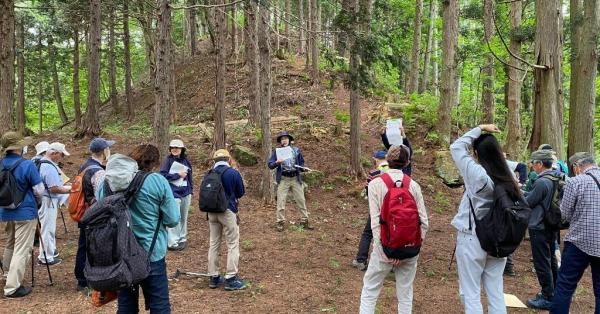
[35,141,50,155]
[169,139,185,148]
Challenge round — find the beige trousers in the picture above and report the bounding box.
[2,219,37,296]
[207,210,239,279]
[276,176,308,223]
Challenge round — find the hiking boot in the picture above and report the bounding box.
[503,266,516,277]
[38,257,62,266]
[208,275,225,289]
[6,286,32,298]
[352,259,368,271]
[527,294,552,310]
[276,221,285,232]
[224,276,247,291]
[300,221,314,230]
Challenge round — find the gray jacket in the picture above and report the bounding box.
[525,169,558,230]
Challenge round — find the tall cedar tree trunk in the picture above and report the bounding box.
[213,0,227,149]
[258,2,274,203]
[124,0,134,120]
[285,0,291,51]
[186,0,198,56]
[505,0,523,159]
[568,0,583,124]
[73,28,82,128]
[231,1,238,57]
[530,0,564,157]
[337,0,352,57]
[274,2,280,53]
[48,35,69,124]
[305,0,312,67]
[16,17,26,134]
[437,0,459,147]
[246,0,261,126]
[153,0,173,154]
[568,0,599,156]
[407,0,423,94]
[420,0,435,94]
[108,3,119,113]
[78,0,102,137]
[298,0,305,54]
[432,29,439,95]
[481,0,495,123]
[0,0,15,133]
[310,0,319,83]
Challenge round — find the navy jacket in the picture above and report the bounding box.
[267,145,306,184]
[79,158,105,205]
[160,155,193,199]
[381,132,413,176]
[214,165,245,213]
[525,169,559,230]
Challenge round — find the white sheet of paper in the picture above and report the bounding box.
[386,118,403,146]
[169,161,189,187]
[504,294,527,308]
[276,146,294,161]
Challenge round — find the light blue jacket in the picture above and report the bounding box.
[99,154,180,262]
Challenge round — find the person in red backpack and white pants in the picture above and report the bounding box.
[359,145,429,314]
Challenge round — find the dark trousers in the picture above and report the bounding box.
[117,258,171,314]
[74,226,87,287]
[506,254,514,269]
[355,216,372,263]
[530,228,558,299]
[551,242,600,314]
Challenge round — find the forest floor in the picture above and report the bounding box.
[0,42,596,313]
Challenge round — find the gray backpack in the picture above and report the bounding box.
[81,171,161,291]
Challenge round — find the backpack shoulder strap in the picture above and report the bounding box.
[147,212,162,259]
[80,164,102,176]
[7,158,25,172]
[125,171,151,203]
[380,173,395,190]
[587,173,600,191]
[401,174,411,190]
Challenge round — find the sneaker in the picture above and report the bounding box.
[300,221,314,230]
[38,257,62,266]
[503,266,516,277]
[208,275,225,289]
[527,294,552,310]
[6,286,32,298]
[167,244,180,251]
[224,276,247,291]
[53,251,59,258]
[176,242,187,251]
[352,259,368,271]
[276,221,285,232]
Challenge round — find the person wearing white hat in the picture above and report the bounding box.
[32,141,49,163]
[159,139,193,251]
[37,142,72,266]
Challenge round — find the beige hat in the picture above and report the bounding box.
[213,149,231,159]
[48,142,70,156]
[169,139,185,148]
[1,132,32,153]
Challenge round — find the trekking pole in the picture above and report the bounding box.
[36,219,54,285]
[59,207,68,234]
[31,248,35,287]
[448,243,457,271]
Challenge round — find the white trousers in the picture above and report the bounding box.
[167,194,192,247]
[456,231,507,314]
[38,197,59,263]
[359,249,418,314]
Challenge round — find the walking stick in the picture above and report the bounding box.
[31,248,35,287]
[59,207,68,234]
[36,219,53,285]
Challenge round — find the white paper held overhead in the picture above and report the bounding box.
[386,118,404,146]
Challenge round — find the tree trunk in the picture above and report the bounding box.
[47,35,69,125]
[231,1,238,57]
[213,0,227,149]
[108,3,119,113]
[274,1,280,53]
[481,0,495,124]
[246,0,261,126]
[505,0,523,159]
[285,0,291,51]
[73,28,82,128]
[530,0,564,158]
[0,0,15,133]
[568,0,583,116]
[568,0,599,156]
[432,35,439,96]
[185,0,198,56]
[298,0,305,54]
[420,0,435,94]
[16,17,26,134]
[258,2,273,203]
[407,0,423,94]
[153,0,173,154]
[305,0,312,67]
[437,0,459,147]
[310,0,320,83]
[123,0,134,120]
[133,0,156,78]
[78,0,102,137]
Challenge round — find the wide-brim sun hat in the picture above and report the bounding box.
[276,131,294,143]
[1,132,33,153]
[169,139,185,148]
[213,149,231,159]
[35,141,50,155]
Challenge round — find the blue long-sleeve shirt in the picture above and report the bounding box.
[267,145,306,184]
[159,155,193,199]
[213,162,245,213]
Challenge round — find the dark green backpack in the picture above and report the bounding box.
[540,172,569,230]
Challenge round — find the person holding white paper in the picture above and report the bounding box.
[267,131,312,232]
[159,139,193,251]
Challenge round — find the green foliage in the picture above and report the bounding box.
[334,110,350,124]
[328,257,341,270]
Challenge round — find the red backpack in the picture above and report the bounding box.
[379,173,422,260]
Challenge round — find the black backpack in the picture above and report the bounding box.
[0,159,25,209]
[199,166,230,213]
[538,172,569,230]
[80,171,159,291]
[469,182,532,258]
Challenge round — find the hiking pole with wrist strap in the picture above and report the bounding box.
[59,206,68,234]
[36,219,54,285]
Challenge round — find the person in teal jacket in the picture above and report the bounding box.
[98,146,179,313]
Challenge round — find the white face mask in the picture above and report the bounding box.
[22,146,28,155]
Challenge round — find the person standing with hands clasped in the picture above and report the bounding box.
[451,124,519,314]
[268,131,312,232]
[160,139,193,251]
[359,145,428,314]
